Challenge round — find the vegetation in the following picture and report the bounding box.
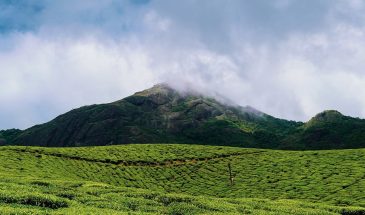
[0,176,363,215]
[4,84,365,150]
[0,177,364,215]
[284,110,365,149]
[1,84,365,213]
[0,144,363,214]
[0,129,22,145]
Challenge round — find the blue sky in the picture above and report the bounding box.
[1,0,365,129]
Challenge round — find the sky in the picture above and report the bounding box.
[1,0,365,129]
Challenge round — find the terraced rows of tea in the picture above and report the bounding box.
[0,144,364,214]
[1,176,364,215]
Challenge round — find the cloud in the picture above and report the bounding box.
[1,0,365,129]
[0,33,158,129]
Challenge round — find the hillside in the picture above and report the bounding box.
[0,177,364,215]
[6,84,301,148]
[0,144,364,207]
[284,110,365,149]
[0,129,21,145]
[0,144,363,214]
[3,83,365,149]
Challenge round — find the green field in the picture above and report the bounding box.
[0,144,364,214]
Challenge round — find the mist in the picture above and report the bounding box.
[1,0,365,129]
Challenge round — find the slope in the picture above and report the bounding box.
[0,176,363,215]
[0,129,21,145]
[9,84,300,148]
[0,144,363,208]
[283,110,365,149]
[4,84,365,149]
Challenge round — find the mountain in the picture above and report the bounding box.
[2,84,365,149]
[0,129,21,145]
[283,110,365,149]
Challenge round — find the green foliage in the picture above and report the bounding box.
[0,129,22,145]
[0,85,364,214]
[0,144,363,214]
[7,85,365,150]
[0,176,363,214]
[183,119,257,146]
[284,110,365,149]
[0,190,69,209]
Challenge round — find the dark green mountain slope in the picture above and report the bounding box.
[6,84,299,148]
[0,129,21,145]
[4,84,365,149]
[283,110,365,149]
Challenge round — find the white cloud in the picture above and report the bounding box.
[0,33,159,129]
[247,24,365,120]
[2,0,365,129]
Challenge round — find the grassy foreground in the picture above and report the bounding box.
[0,176,364,215]
[0,144,363,214]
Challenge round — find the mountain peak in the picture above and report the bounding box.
[304,110,344,129]
[125,83,183,106]
[134,83,176,96]
[8,85,365,150]
[312,110,343,122]
[11,83,293,147]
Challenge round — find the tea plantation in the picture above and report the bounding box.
[0,144,364,214]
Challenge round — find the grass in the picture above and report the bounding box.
[0,176,363,215]
[0,144,363,214]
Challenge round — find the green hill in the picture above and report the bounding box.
[2,83,365,149]
[284,110,365,149]
[0,129,21,145]
[4,84,301,148]
[0,144,363,214]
